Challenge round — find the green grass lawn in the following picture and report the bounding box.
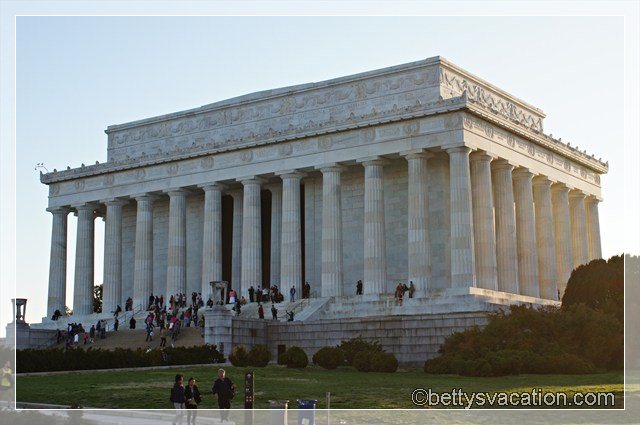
[16,365,623,409]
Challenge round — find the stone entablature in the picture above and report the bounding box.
[40,56,607,190]
[43,113,604,208]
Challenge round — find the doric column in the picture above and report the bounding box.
[360,158,387,294]
[551,184,573,297]
[491,159,519,294]
[103,199,127,313]
[166,189,188,299]
[569,190,589,268]
[73,204,96,316]
[279,171,304,298]
[469,152,498,291]
[269,184,282,287]
[47,207,69,317]
[513,168,539,297]
[446,147,476,288]
[200,184,224,298]
[402,151,432,294]
[532,177,558,300]
[230,190,243,291]
[240,178,263,299]
[318,164,345,297]
[133,195,155,309]
[585,197,603,261]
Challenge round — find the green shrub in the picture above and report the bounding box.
[228,345,250,367]
[338,337,383,365]
[423,256,625,377]
[370,352,398,373]
[352,351,372,372]
[248,345,271,367]
[312,347,345,370]
[16,344,223,373]
[280,346,308,368]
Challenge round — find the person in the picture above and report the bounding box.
[409,281,415,299]
[271,304,278,320]
[206,297,214,308]
[52,309,62,320]
[130,316,136,329]
[114,304,122,317]
[258,304,264,319]
[160,294,164,309]
[212,368,235,423]
[257,286,263,303]
[234,300,241,316]
[146,321,155,342]
[185,377,202,425]
[170,374,186,425]
[1,361,13,401]
[240,296,247,305]
[286,310,294,322]
[395,282,404,306]
[304,281,311,299]
[89,324,95,343]
[248,286,255,303]
[114,317,119,331]
[160,325,169,347]
[290,286,296,302]
[356,280,363,295]
[228,289,236,305]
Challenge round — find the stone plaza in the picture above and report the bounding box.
[29,56,606,362]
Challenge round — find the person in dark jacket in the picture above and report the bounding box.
[212,368,235,422]
[170,374,185,425]
[185,377,202,425]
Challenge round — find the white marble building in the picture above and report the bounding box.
[40,56,606,321]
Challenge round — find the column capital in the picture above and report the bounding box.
[101,198,129,207]
[445,146,472,155]
[164,188,191,197]
[550,183,570,194]
[198,183,226,192]
[276,170,306,180]
[357,156,386,167]
[532,176,553,187]
[132,193,159,202]
[237,176,267,185]
[400,149,434,161]
[585,195,601,204]
[492,158,515,171]
[46,206,70,214]
[469,150,495,163]
[569,190,587,200]
[512,167,534,180]
[73,202,99,212]
[315,163,347,173]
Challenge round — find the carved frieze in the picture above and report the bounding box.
[440,67,544,133]
[465,115,600,186]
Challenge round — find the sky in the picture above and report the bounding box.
[1,13,636,334]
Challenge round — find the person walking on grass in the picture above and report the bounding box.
[212,368,235,423]
[170,373,186,425]
[185,377,202,425]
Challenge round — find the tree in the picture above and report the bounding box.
[93,284,103,314]
[562,255,623,321]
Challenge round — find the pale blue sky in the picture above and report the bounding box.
[3,15,633,332]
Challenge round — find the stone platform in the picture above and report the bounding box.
[204,288,560,365]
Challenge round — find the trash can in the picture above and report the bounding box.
[268,399,289,425]
[297,399,317,425]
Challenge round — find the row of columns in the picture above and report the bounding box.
[46,145,603,316]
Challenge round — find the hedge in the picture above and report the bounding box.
[278,346,308,368]
[16,344,224,373]
[312,346,344,370]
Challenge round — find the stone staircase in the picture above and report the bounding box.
[317,287,560,319]
[52,326,205,351]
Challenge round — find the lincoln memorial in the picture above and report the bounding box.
[34,57,606,361]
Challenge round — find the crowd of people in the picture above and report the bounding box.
[56,320,107,349]
[170,368,235,424]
